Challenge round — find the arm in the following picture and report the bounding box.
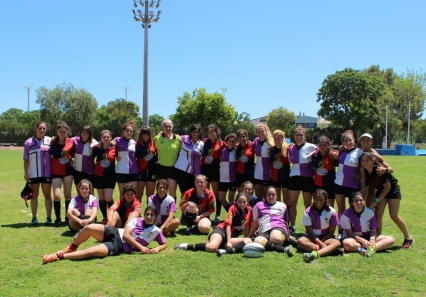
[247,220,259,238]
[160,211,175,230]
[225,224,232,249]
[149,242,167,254]
[23,160,30,182]
[344,228,370,248]
[122,225,150,254]
[82,207,98,226]
[368,182,391,209]
[195,210,212,223]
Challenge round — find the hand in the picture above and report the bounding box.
[226,242,232,249]
[368,202,377,209]
[359,238,370,248]
[24,174,29,182]
[376,166,386,176]
[116,156,121,162]
[140,246,150,254]
[149,248,159,254]
[194,216,201,223]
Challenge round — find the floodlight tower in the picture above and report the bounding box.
[25,86,32,112]
[123,86,130,101]
[132,0,162,127]
[221,88,227,97]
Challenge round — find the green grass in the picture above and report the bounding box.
[0,151,424,296]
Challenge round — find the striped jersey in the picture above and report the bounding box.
[253,138,271,181]
[302,205,339,235]
[23,136,52,179]
[72,136,97,174]
[288,142,316,177]
[115,137,138,174]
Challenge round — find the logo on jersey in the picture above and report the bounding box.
[273,154,283,169]
[59,150,70,164]
[239,150,248,163]
[144,153,154,161]
[205,149,214,164]
[316,168,328,176]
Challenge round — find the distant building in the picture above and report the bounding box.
[250,116,267,127]
[295,112,318,129]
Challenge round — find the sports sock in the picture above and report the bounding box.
[106,199,114,208]
[225,242,246,254]
[57,252,64,260]
[99,200,107,218]
[185,213,197,228]
[54,200,61,220]
[215,196,221,217]
[261,239,286,253]
[65,200,70,218]
[224,203,231,212]
[187,243,206,251]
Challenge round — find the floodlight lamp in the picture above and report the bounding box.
[132,9,136,14]
[156,4,160,9]
[138,9,142,13]
[155,17,160,22]
[134,16,138,21]
[133,3,137,8]
[149,11,154,15]
[157,10,162,15]
[139,0,144,6]
[150,4,154,8]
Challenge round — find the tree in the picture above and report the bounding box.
[317,68,386,138]
[171,88,236,136]
[36,82,98,135]
[149,113,165,135]
[266,107,296,132]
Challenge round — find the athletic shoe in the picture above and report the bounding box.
[366,245,376,258]
[54,219,62,227]
[213,216,221,223]
[288,236,298,248]
[184,228,192,236]
[337,229,343,241]
[31,217,38,225]
[303,253,315,263]
[336,247,345,256]
[59,244,77,254]
[73,229,82,240]
[289,226,296,234]
[45,217,52,225]
[100,218,108,225]
[216,249,226,257]
[43,253,59,264]
[174,243,188,250]
[402,238,414,249]
[180,217,186,226]
[283,245,294,257]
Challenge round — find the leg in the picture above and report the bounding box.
[145,181,156,203]
[327,198,335,208]
[282,188,289,207]
[29,183,41,219]
[317,238,341,257]
[118,183,125,197]
[374,198,387,236]
[64,244,109,260]
[52,178,63,222]
[205,233,224,252]
[335,194,346,221]
[162,218,180,233]
[107,212,121,228]
[255,184,263,198]
[297,236,317,252]
[228,190,235,205]
[63,175,74,201]
[288,190,300,226]
[41,183,52,219]
[375,235,396,252]
[68,209,82,231]
[218,191,229,210]
[136,181,145,203]
[387,199,410,239]
[168,178,177,198]
[302,191,312,209]
[230,237,252,245]
[197,217,212,234]
[342,238,361,252]
[124,211,140,227]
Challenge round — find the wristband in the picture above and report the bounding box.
[386,167,389,173]
[375,198,380,203]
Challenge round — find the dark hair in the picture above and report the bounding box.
[294,126,306,136]
[206,124,221,140]
[156,179,168,190]
[137,126,152,145]
[224,133,237,142]
[122,183,137,195]
[349,191,364,204]
[122,120,136,132]
[240,180,254,191]
[317,135,330,145]
[265,185,277,198]
[100,130,112,138]
[144,205,159,217]
[341,130,354,141]
[35,121,47,129]
[77,179,94,195]
[312,189,331,211]
[189,124,201,140]
[236,129,248,138]
[57,122,70,131]
[235,192,249,202]
[79,125,93,143]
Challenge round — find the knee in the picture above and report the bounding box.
[197,225,210,234]
[243,238,252,244]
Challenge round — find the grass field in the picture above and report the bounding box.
[0,150,424,297]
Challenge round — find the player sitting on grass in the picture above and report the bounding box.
[42,205,166,263]
[106,183,141,228]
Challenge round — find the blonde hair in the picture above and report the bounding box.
[256,124,274,147]
[273,129,288,157]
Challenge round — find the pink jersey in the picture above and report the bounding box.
[253,201,289,234]
[340,207,378,238]
[72,136,97,174]
[68,194,98,215]
[302,206,339,235]
[23,136,52,179]
[121,217,166,253]
[148,194,177,225]
[115,137,138,174]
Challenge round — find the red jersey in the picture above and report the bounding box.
[109,197,142,220]
[236,141,255,174]
[135,141,157,172]
[217,204,253,233]
[50,137,75,176]
[201,138,226,166]
[180,188,215,214]
[93,144,116,178]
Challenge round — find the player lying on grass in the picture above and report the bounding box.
[42,205,166,263]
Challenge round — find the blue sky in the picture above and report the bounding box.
[1,0,425,121]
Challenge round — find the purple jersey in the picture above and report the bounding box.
[115,137,138,174]
[121,217,166,253]
[253,201,289,234]
[340,207,378,238]
[334,148,363,189]
[302,206,339,235]
[23,136,52,179]
[72,136,97,174]
[147,194,177,225]
[253,138,271,181]
[68,194,98,215]
[174,135,204,175]
[219,147,237,183]
[288,142,316,177]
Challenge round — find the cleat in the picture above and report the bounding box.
[59,245,77,254]
[45,217,52,225]
[216,249,226,257]
[174,243,188,250]
[303,253,315,263]
[402,238,414,249]
[289,226,296,234]
[213,216,221,223]
[31,217,38,225]
[54,219,62,227]
[283,245,294,257]
[184,228,192,236]
[366,245,375,258]
[100,218,108,225]
[336,247,345,256]
[43,253,59,264]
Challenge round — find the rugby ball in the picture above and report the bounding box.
[243,242,265,258]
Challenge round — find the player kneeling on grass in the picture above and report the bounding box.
[247,186,293,257]
[67,179,98,233]
[341,192,395,257]
[43,205,166,263]
[106,183,141,228]
[175,192,253,255]
[148,179,180,235]
[297,189,342,263]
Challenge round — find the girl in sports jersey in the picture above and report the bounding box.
[297,189,342,263]
[334,130,363,235]
[201,124,226,222]
[248,186,294,256]
[147,179,180,235]
[72,125,97,186]
[23,121,53,225]
[287,126,317,234]
[341,192,395,257]
[312,136,338,207]
[67,179,98,232]
[174,124,204,194]
[218,133,238,213]
[50,123,75,227]
[42,205,166,263]
[270,130,290,203]
[114,121,138,196]
[135,126,157,204]
[253,124,274,199]
[92,130,116,223]
[360,152,414,249]
[107,183,141,228]
[240,180,261,207]
[235,129,255,187]
[175,192,253,255]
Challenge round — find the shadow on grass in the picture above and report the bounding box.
[0,223,55,229]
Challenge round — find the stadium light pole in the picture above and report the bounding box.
[123,86,130,101]
[25,86,32,112]
[132,0,162,127]
[221,87,227,97]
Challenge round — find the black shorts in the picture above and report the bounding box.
[381,185,402,199]
[137,169,156,183]
[102,226,124,256]
[219,182,237,192]
[73,171,93,185]
[288,176,313,192]
[313,184,335,199]
[92,174,116,189]
[115,173,138,183]
[334,184,359,198]
[201,165,220,182]
[236,172,254,189]
[300,233,336,242]
[155,164,175,180]
[253,178,270,187]
[174,169,196,194]
[208,227,227,248]
[258,227,289,242]
[51,173,74,180]
[270,179,289,189]
[28,177,51,184]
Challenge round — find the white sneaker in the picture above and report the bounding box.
[216,249,226,257]
[174,243,188,250]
